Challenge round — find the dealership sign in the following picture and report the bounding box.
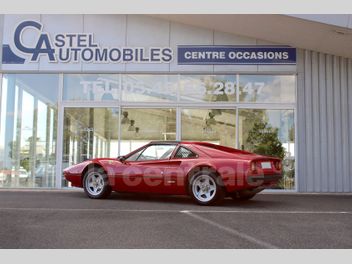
[2,20,296,65]
[2,20,173,64]
[178,45,296,65]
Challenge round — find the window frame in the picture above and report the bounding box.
[172,145,199,159]
[126,143,178,162]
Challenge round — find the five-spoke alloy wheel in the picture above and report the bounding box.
[189,170,224,205]
[83,167,111,199]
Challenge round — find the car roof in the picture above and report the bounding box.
[148,141,226,147]
[148,141,250,151]
[148,141,218,146]
[148,141,254,156]
[148,141,181,145]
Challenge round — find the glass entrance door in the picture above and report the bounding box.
[62,107,119,187]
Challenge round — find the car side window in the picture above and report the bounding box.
[126,148,145,161]
[135,144,176,161]
[174,146,198,159]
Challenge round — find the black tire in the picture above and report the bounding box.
[230,190,256,201]
[189,170,225,206]
[83,166,112,199]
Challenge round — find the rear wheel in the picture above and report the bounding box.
[83,167,111,199]
[189,170,224,206]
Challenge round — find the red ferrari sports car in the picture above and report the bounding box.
[64,141,282,205]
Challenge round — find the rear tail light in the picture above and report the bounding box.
[274,161,282,170]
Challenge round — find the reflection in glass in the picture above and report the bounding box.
[0,74,58,188]
[179,75,236,103]
[62,108,119,187]
[181,109,236,147]
[238,75,295,103]
[122,75,178,102]
[239,109,295,190]
[120,108,176,155]
[133,144,177,161]
[64,74,119,101]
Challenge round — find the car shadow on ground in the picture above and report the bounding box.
[66,190,282,208]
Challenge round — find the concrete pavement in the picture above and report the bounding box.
[0,190,351,248]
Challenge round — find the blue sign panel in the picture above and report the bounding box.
[177,45,296,65]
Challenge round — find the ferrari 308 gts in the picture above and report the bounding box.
[64,141,283,205]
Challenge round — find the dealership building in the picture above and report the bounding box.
[0,14,351,192]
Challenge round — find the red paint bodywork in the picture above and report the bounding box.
[63,141,283,195]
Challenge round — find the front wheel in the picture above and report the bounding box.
[83,167,112,199]
[189,170,225,206]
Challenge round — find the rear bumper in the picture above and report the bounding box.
[247,174,283,184]
[224,173,283,192]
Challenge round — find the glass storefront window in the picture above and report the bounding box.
[62,108,119,187]
[120,108,176,155]
[181,109,236,147]
[63,74,119,101]
[63,74,296,103]
[238,109,295,190]
[1,73,296,190]
[238,75,296,103]
[122,75,178,102]
[179,75,237,103]
[0,74,58,188]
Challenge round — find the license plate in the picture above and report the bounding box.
[261,162,272,169]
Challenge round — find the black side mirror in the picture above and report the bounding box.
[117,156,126,162]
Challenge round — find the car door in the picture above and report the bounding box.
[162,145,200,194]
[115,144,177,193]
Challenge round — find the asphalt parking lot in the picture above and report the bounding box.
[0,190,351,249]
